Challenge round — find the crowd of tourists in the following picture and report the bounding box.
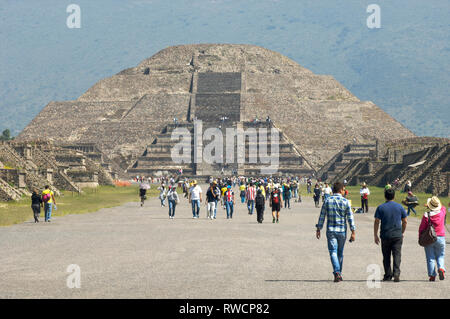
[140,176,307,224]
[30,172,447,283]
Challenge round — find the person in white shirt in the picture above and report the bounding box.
[360,182,370,213]
[323,183,332,201]
[189,180,202,219]
[166,185,179,219]
[157,183,166,207]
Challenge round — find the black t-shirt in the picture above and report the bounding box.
[206,188,218,202]
[313,188,321,198]
[31,193,42,206]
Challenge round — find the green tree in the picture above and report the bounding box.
[0,129,13,141]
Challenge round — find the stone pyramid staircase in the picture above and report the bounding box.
[0,177,23,201]
[127,123,196,176]
[127,71,314,177]
[320,143,376,180]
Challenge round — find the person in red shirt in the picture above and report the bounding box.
[270,185,283,223]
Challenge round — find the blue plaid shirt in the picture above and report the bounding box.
[316,193,355,233]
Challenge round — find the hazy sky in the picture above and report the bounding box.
[0,0,449,137]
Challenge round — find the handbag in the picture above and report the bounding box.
[418,213,437,247]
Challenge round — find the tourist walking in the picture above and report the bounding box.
[403,180,412,193]
[322,183,332,202]
[206,183,219,219]
[139,181,150,207]
[360,182,370,213]
[189,181,202,219]
[158,183,167,207]
[239,183,246,203]
[316,182,356,282]
[224,185,235,219]
[313,184,321,208]
[270,184,283,223]
[42,185,56,222]
[374,188,407,282]
[282,182,291,209]
[402,191,419,216]
[166,185,179,219]
[307,178,312,194]
[31,189,43,223]
[255,189,265,223]
[246,183,256,215]
[419,196,446,281]
[211,181,221,219]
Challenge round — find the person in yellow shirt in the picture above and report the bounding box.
[221,185,228,207]
[259,184,266,198]
[239,183,246,203]
[42,185,56,222]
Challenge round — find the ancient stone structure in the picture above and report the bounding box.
[331,137,449,196]
[0,140,116,201]
[18,44,414,176]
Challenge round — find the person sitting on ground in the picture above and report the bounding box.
[402,191,419,216]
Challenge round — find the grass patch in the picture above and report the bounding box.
[298,185,447,219]
[0,185,159,227]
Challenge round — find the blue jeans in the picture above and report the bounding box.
[326,231,347,274]
[44,203,53,221]
[247,200,255,214]
[225,201,234,218]
[424,236,446,277]
[407,206,417,216]
[284,197,290,208]
[191,199,200,217]
[168,200,176,217]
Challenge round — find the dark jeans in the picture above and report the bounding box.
[284,197,290,209]
[32,204,40,222]
[256,207,264,223]
[361,198,369,213]
[381,237,403,278]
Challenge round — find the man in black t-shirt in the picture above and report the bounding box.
[270,185,283,223]
[374,188,408,282]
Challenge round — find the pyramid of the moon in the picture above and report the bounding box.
[19,44,415,173]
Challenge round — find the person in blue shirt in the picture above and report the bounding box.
[374,188,408,282]
[316,182,356,282]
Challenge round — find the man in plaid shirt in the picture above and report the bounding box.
[316,182,356,282]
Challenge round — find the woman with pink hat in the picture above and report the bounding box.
[419,196,446,281]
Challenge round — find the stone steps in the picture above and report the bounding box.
[197,72,241,93]
[0,177,22,201]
